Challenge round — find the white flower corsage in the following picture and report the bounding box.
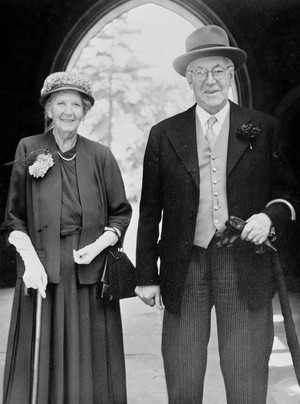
[28,150,54,178]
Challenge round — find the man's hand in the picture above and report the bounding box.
[241,213,272,245]
[135,285,164,310]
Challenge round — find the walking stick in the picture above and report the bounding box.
[272,252,300,385]
[217,216,300,386]
[30,289,43,404]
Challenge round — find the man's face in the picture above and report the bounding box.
[186,56,234,114]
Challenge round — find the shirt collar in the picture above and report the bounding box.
[196,101,230,129]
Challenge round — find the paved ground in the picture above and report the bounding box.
[1,288,300,403]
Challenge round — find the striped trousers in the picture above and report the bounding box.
[162,241,274,404]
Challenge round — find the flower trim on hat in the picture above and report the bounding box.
[41,72,94,100]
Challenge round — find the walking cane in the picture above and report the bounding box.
[272,252,300,385]
[25,287,43,404]
[217,216,300,386]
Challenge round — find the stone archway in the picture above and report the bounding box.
[51,0,252,108]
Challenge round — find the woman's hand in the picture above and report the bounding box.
[23,260,48,298]
[74,228,119,265]
[73,241,102,265]
[8,230,48,298]
[135,285,164,310]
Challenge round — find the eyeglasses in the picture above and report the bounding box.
[187,66,234,81]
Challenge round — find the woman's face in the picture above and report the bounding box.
[48,90,85,137]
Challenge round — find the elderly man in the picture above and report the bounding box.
[135,25,298,403]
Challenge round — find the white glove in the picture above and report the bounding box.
[241,213,272,245]
[8,230,48,298]
[73,227,119,265]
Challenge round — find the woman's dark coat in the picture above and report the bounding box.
[3,132,132,284]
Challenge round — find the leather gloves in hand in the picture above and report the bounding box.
[216,216,277,253]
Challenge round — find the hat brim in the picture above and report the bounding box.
[40,85,95,106]
[173,47,247,76]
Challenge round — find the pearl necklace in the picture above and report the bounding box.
[57,151,76,161]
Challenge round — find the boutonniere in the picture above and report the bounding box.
[236,122,261,149]
[6,148,55,179]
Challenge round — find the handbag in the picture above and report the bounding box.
[98,240,137,300]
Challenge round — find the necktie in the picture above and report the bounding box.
[205,116,217,149]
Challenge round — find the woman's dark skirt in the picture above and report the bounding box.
[3,234,127,404]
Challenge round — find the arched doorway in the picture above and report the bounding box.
[48,0,253,264]
[50,1,252,202]
[51,0,252,108]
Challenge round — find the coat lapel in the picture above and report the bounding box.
[76,135,91,198]
[75,136,98,244]
[37,133,61,228]
[165,102,251,181]
[227,101,250,176]
[165,105,199,186]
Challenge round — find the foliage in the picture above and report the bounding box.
[72,12,194,201]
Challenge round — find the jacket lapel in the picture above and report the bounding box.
[165,105,199,186]
[76,136,97,244]
[165,102,251,181]
[227,101,250,176]
[34,132,61,234]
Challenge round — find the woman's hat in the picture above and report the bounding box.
[40,71,95,106]
[173,25,247,76]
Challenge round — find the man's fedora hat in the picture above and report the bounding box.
[173,25,247,76]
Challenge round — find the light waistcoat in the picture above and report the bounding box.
[194,111,230,248]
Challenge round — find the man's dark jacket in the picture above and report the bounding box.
[136,102,298,313]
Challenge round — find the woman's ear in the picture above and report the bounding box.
[47,107,52,119]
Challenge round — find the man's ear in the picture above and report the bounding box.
[186,74,193,90]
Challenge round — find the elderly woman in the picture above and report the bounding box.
[1,72,132,403]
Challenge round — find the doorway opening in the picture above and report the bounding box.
[52,2,249,203]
